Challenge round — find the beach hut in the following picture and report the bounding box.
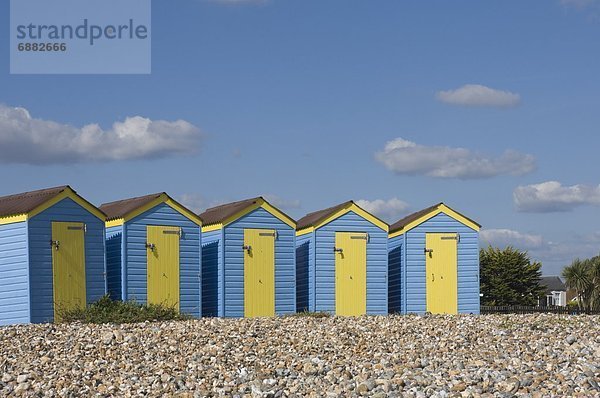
[0,186,106,325]
[199,197,296,318]
[295,201,389,316]
[388,203,481,315]
[100,193,202,317]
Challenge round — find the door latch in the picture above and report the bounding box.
[333,247,343,253]
[50,240,60,250]
[424,248,433,254]
[145,243,156,252]
[242,245,252,253]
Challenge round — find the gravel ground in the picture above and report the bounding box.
[0,314,599,397]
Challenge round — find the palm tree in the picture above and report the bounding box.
[562,259,592,310]
[588,256,600,310]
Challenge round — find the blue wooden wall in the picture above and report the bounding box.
[312,211,388,315]
[201,229,222,317]
[105,225,123,300]
[28,198,106,323]
[123,203,201,317]
[401,212,480,314]
[0,221,30,325]
[388,235,402,313]
[295,233,312,312]
[202,207,296,318]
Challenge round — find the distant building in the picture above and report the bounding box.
[539,276,567,307]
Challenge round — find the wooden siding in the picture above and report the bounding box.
[314,211,388,315]
[0,221,30,325]
[105,225,123,300]
[295,233,312,312]
[28,198,105,323]
[201,229,222,317]
[223,207,296,317]
[124,203,201,317]
[388,234,402,313]
[404,212,480,314]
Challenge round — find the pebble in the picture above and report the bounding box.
[0,314,598,396]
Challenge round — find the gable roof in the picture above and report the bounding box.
[100,192,202,227]
[296,201,352,230]
[200,197,262,226]
[540,276,566,293]
[0,186,69,218]
[199,197,296,231]
[296,200,388,235]
[389,202,480,237]
[0,185,106,224]
[100,193,163,220]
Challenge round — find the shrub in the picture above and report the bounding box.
[58,295,191,324]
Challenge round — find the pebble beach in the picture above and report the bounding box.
[1,314,599,397]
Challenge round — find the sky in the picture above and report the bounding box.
[1,0,599,275]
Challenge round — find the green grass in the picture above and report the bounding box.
[58,295,191,324]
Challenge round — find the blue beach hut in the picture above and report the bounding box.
[199,197,297,318]
[100,193,202,317]
[388,203,481,315]
[295,201,389,316]
[0,186,106,325]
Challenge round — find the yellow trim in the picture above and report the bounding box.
[0,214,28,226]
[297,203,389,234]
[106,218,125,228]
[389,204,480,238]
[296,227,314,237]
[201,199,296,233]
[202,223,223,233]
[105,194,203,228]
[28,187,106,222]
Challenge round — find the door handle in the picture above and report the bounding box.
[243,245,252,253]
[431,273,435,282]
[145,243,156,252]
[50,240,60,250]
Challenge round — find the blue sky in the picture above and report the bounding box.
[1,0,599,274]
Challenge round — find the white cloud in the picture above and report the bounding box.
[436,84,521,108]
[264,194,301,210]
[355,198,410,223]
[514,181,600,212]
[375,138,535,179]
[480,228,544,250]
[0,104,202,164]
[479,227,600,275]
[179,194,227,214]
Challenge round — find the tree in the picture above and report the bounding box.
[480,246,545,306]
[562,255,600,311]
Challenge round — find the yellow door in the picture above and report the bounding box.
[335,232,367,316]
[425,233,458,314]
[147,226,180,310]
[52,222,86,320]
[244,229,275,317]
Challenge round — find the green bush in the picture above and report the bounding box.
[58,295,191,324]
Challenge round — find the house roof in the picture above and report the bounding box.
[389,203,442,233]
[296,200,388,233]
[296,201,353,230]
[540,276,566,293]
[100,193,163,220]
[199,197,296,229]
[0,185,106,224]
[200,197,263,226]
[100,192,202,227]
[389,202,481,236]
